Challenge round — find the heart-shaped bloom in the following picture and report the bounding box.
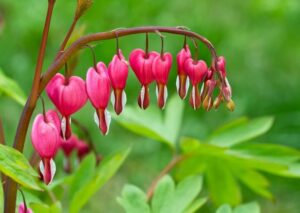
[86,62,111,135]
[60,134,78,173]
[176,45,191,99]
[185,59,208,109]
[18,202,33,213]
[152,53,172,109]
[31,110,60,184]
[108,49,129,115]
[46,73,88,139]
[129,49,159,109]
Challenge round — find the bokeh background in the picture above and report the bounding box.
[0,0,300,212]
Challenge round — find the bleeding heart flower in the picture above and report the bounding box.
[108,49,129,115]
[86,62,111,135]
[31,110,60,184]
[46,73,88,140]
[129,49,159,109]
[176,45,191,99]
[60,134,78,173]
[152,53,172,109]
[185,59,208,109]
[18,202,33,213]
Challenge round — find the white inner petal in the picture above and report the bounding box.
[50,158,56,184]
[176,76,180,93]
[192,86,196,110]
[110,91,115,107]
[93,111,99,127]
[185,78,190,99]
[39,160,44,177]
[162,85,168,110]
[105,109,111,135]
[61,117,67,140]
[122,90,127,110]
[140,86,146,109]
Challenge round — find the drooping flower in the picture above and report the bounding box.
[108,49,129,115]
[129,49,159,109]
[215,56,235,111]
[76,139,90,161]
[31,110,60,184]
[60,134,78,173]
[46,73,88,140]
[176,45,191,99]
[152,53,173,109]
[18,202,33,213]
[86,62,111,135]
[185,58,208,109]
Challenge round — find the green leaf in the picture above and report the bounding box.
[114,94,184,148]
[206,159,241,206]
[230,143,300,164]
[183,197,207,213]
[164,95,184,143]
[233,202,260,213]
[30,202,62,213]
[0,177,3,213]
[0,68,26,105]
[233,169,273,200]
[152,175,175,213]
[208,117,274,147]
[216,204,233,213]
[69,154,96,202]
[69,148,130,213]
[160,176,203,213]
[117,185,151,213]
[0,144,42,190]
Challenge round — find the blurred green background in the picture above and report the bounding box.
[0,0,300,212]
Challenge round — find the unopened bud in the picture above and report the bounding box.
[226,99,235,111]
[75,0,93,19]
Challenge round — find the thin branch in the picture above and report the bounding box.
[4,0,56,212]
[39,26,219,93]
[146,155,185,201]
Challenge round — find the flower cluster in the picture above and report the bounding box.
[31,41,234,184]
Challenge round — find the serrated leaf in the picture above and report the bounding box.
[69,154,96,202]
[69,148,130,213]
[0,144,42,190]
[0,68,26,105]
[117,185,150,213]
[160,176,203,213]
[152,175,175,213]
[216,204,233,213]
[208,117,274,147]
[233,202,260,213]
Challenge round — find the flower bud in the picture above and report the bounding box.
[152,53,172,109]
[18,202,33,213]
[108,49,129,114]
[176,45,191,99]
[86,62,111,135]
